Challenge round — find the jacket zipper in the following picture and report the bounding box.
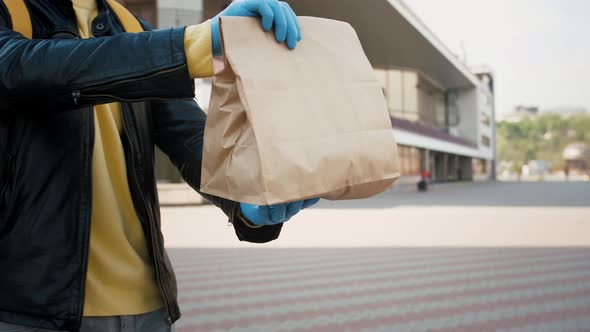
[70,65,188,105]
[75,108,94,332]
[122,106,174,325]
[72,91,187,104]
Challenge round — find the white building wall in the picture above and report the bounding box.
[475,83,494,160]
[453,88,478,145]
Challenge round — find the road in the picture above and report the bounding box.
[161,181,590,331]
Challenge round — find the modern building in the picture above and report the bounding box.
[118,0,496,184]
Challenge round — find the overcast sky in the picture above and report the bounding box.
[403,0,590,114]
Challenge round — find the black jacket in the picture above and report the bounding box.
[0,0,283,331]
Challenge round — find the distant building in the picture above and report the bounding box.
[500,105,540,123]
[563,143,590,175]
[515,105,540,116]
[119,0,496,183]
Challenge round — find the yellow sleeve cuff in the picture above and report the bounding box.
[184,20,214,79]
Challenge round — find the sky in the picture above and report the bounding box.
[403,0,590,114]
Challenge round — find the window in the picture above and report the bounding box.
[417,75,445,128]
[374,68,419,122]
[481,113,491,126]
[481,135,491,147]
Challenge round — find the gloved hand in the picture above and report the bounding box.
[240,198,320,226]
[211,0,302,56]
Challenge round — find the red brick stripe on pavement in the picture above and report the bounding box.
[175,248,565,287]
[286,291,590,332]
[173,248,370,271]
[430,306,590,332]
[181,261,590,318]
[178,262,590,331]
[174,247,516,277]
[178,250,588,303]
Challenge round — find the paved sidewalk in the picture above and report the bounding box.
[162,181,590,331]
[161,181,590,248]
[158,183,210,206]
[169,248,590,332]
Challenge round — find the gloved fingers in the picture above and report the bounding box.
[269,203,288,224]
[302,198,320,209]
[280,2,299,49]
[256,205,271,225]
[267,0,287,42]
[231,0,260,17]
[243,0,275,31]
[280,2,301,41]
[286,200,304,219]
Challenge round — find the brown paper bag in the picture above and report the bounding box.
[201,16,400,205]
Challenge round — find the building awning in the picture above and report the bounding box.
[289,0,479,89]
[391,117,475,148]
[391,116,489,158]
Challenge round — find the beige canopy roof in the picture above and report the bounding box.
[289,0,479,89]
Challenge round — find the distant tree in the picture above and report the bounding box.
[496,112,590,171]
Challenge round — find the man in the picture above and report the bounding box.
[0,0,318,331]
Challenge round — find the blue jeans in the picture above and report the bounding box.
[0,308,175,332]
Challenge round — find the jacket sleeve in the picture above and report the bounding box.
[0,7,194,112]
[151,99,283,244]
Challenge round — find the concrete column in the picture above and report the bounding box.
[463,156,474,181]
[443,153,449,182]
[422,149,430,172]
[428,150,435,179]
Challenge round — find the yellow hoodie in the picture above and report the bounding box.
[71,0,213,316]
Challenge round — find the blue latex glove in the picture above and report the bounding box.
[211,0,302,56]
[240,198,320,226]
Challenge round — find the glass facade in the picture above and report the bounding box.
[417,75,446,128]
[374,68,447,129]
[374,69,419,122]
